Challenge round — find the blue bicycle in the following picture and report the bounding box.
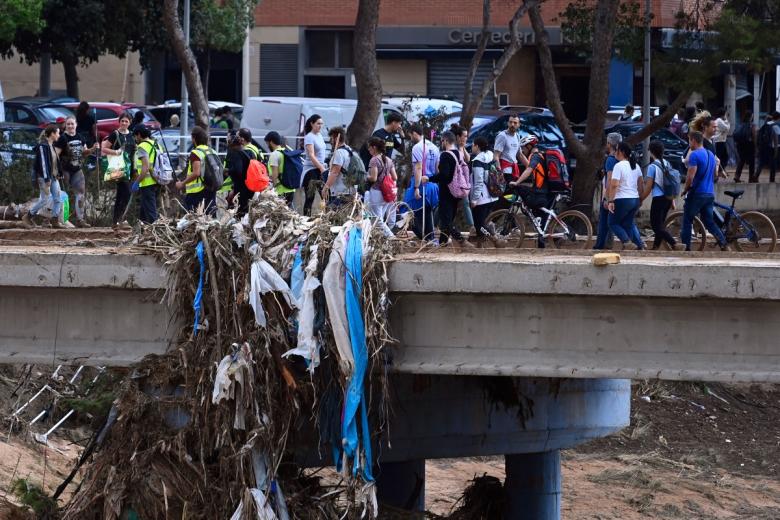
[665,189,777,252]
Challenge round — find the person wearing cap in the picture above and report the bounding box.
[264,131,296,206]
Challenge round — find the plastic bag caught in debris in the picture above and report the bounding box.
[212,343,254,430]
[283,245,322,372]
[229,488,278,520]
[322,223,354,375]
[250,259,295,328]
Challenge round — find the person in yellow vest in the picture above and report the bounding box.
[238,128,263,162]
[175,126,215,214]
[130,125,159,223]
[264,131,296,207]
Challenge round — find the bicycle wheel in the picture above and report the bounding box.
[547,210,593,249]
[485,209,525,248]
[731,211,777,252]
[664,211,706,251]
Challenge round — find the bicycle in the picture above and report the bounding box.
[664,189,777,252]
[485,191,593,249]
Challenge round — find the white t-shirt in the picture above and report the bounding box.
[611,160,642,199]
[302,132,326,173]
[494,130,520,165]
[412,139,440,178]
[328,146,351,195]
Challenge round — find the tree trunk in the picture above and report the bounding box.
[162,0,210,129]
[62,55,79,100]
[347,0,382,149]
[529,0,620,208]
[459,0,540,130]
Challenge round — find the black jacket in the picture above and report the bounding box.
[33,142,60,181]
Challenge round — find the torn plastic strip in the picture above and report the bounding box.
[193,241,205,333]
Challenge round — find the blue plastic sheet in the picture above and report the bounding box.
[193,241,205,334]
[290,248,304,304]
[340,227,374,482]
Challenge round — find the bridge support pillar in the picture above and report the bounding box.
[375,458,425,512]
[504,450,561,520]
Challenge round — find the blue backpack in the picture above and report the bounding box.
[279,148,304,189]
[653,160,680,200]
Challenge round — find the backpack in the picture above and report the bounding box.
[473,159,505,198]
[653,160,680,200]
[375,157,397,203]
[536,149,570,192]
[341,146,368,190]
[200,147,225,191]
[150,142,174,185]
[758,123,774,150]
[733,123,752,145]
[279,148,304,189]
[445,150,471,199]
[245,153,270,192]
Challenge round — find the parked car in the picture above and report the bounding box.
[0,123,39,171]
[149,101,244,128]
[443,112,501,134]
[62,102,160,141]
[382,96,462,123]
[604,105,660,123]
[603,121,689,174]
[242,97,394,151]
[9,94,80,104]
[3,101,73,128]
[467,110,571,166]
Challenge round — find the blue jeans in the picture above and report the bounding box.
[608,198,642,247]
[682,193,726,249]
[30,177,62,219]
[594,202,613,249]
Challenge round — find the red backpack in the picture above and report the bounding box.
[539,149,570,192]
[245,158,270,192]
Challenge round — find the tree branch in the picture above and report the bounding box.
[460,0,541,130]
[460,0,492,130]
[625,90,691,145]
[528,3,586,159]
[162,0,210,129]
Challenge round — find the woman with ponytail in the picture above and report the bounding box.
[607,142,645,250]
[365,136,398,237]
[22,125,64,228]
[301,114,327,216]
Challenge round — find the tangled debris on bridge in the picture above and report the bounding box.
[61,193,399,519]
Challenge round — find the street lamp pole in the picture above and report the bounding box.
[180,0,191,158]
[642,0,652,165]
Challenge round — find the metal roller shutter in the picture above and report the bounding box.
[260,44,299,96]
[427,59,496,109]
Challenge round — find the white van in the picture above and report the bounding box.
[241,97,397,150]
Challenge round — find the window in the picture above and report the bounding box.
[306,30,354,69]
[11,107,35,125]
[95,108,119,121]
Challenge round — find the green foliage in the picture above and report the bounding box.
[192,0,258,54]
[558,0,644,64]
[11,478,56,516]
[713,6,780,73]
[0,0,44,45]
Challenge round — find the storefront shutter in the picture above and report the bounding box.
[427,59,496,109]
[260,44,299,96]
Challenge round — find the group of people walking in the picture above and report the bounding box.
[596,128,728,252]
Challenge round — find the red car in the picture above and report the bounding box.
[62,102,161,141]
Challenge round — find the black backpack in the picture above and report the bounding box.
[758,123,774,150]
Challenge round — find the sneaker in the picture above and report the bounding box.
[21,213,35,228]
[33,215,51,228]
[119,221,132,230]
[50,218,65,229]
[491,237,509,248]
[73,219,92,228]
[613,241,626,252]
[457,238,476,249]
[720,243,732,252]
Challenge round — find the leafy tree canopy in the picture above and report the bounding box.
[0,0,43,45]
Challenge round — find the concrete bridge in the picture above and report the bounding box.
[1,244,778,518]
